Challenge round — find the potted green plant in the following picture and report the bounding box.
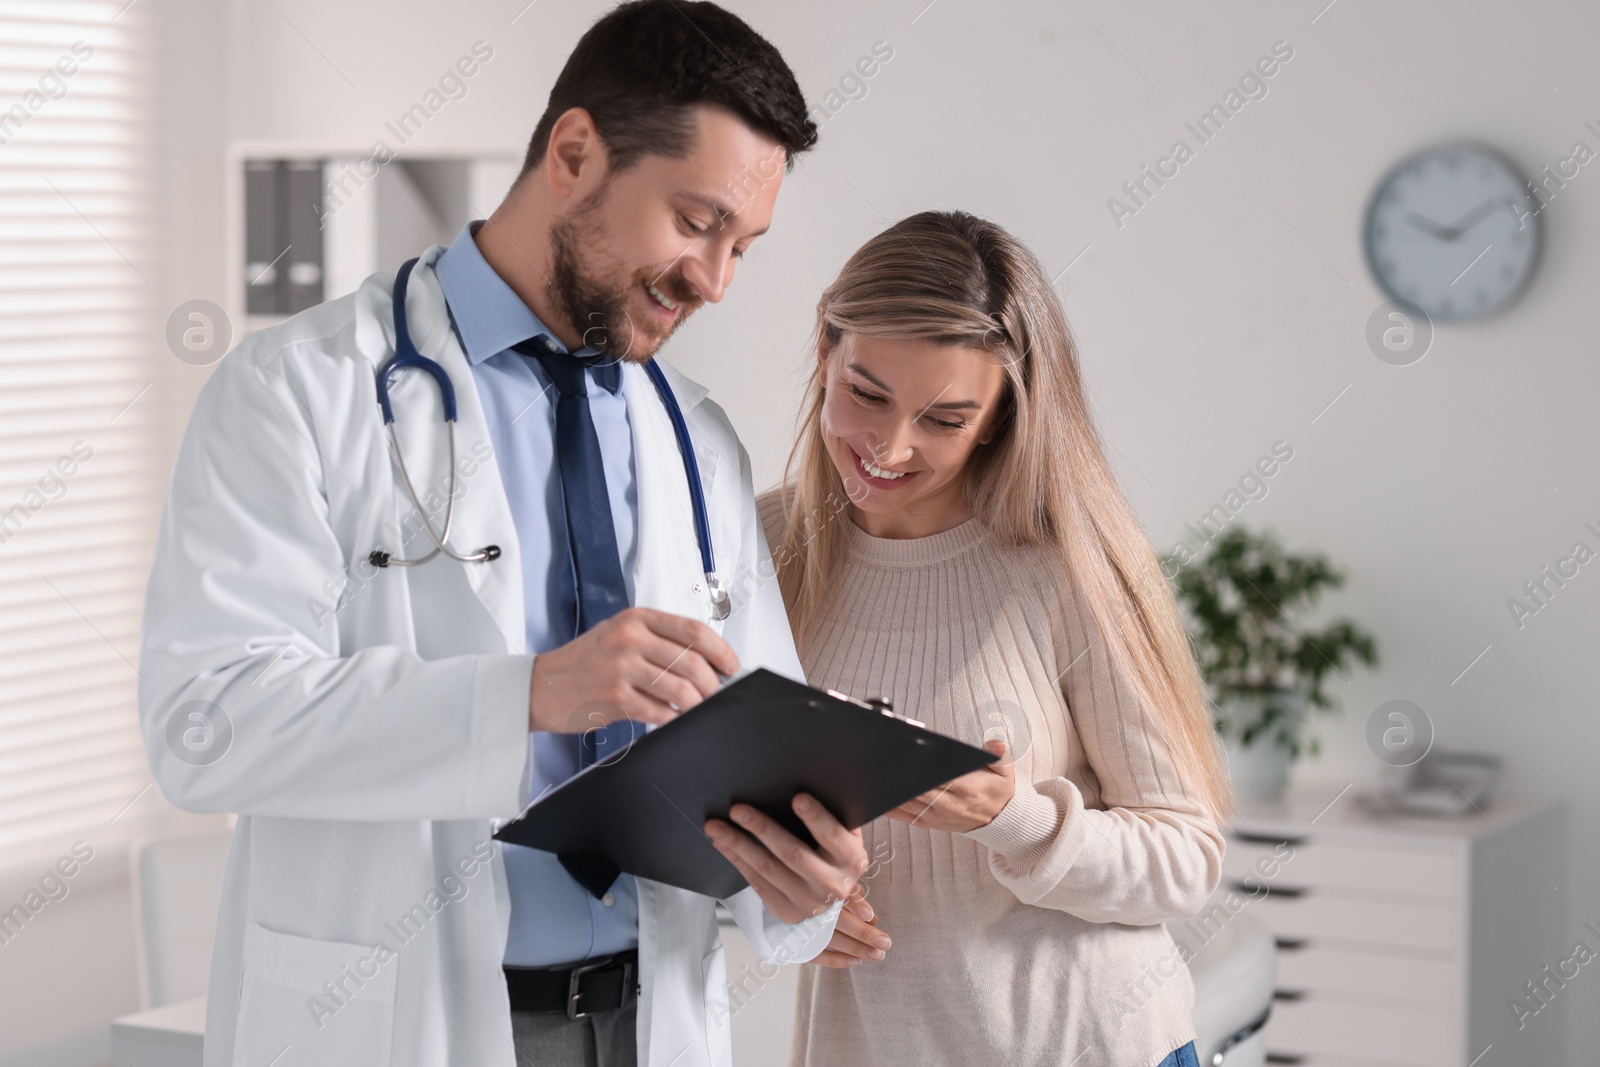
[1163,526,1379,799]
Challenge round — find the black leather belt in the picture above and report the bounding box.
[504,949,639,1020]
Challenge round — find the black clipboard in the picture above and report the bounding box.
[493,668,997,898]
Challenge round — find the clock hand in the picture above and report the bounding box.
[1403,211,1452,240]
[1440,198,1500,240]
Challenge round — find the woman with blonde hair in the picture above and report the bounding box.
[757,210,1232,1067]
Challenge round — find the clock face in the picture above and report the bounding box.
[1364,144,1541,322]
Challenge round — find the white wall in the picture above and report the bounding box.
[130,0,1600,1062]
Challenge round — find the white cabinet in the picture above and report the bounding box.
[1215,791,1565,1066]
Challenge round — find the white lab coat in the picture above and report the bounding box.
[138,243,838,1067]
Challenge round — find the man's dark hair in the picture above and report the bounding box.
[519,0,817,181]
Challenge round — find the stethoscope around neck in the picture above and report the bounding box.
[369,257,731,622]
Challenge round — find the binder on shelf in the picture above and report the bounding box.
[283,161,325,314]
[243,160,283,316]
[243,158,325,316]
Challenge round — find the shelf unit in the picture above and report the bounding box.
[1217,790,1564,1066]
[224,144,519,337]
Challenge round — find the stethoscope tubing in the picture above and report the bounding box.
[376,418,500,567]
[371,257,727,620]
[643,358,716,579]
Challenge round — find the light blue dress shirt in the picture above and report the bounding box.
[435,221,641,967]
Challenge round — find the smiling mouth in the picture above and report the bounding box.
[852,447,918,488]
[644,280,680,320]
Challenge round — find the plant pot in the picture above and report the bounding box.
[1223,736,1292,800]
[1216,689,1310,800]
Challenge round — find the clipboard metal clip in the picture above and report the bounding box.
[826,690,926,729]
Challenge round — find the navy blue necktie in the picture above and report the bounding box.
[514,336,643,897]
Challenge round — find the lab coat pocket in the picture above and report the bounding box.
[232,922,399,1067]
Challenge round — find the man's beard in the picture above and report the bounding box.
[546,190,701,363]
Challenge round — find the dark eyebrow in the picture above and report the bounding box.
[681,193,769,238]
[846,363,983,411]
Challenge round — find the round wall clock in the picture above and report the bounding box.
[1363,143,1541,322]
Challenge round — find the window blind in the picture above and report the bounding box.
[0,0,158,854]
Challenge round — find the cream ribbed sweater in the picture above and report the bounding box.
[758,492,1225,1067]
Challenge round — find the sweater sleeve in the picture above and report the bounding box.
[961,577,1224,926]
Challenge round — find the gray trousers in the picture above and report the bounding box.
[510,1002,638,1067]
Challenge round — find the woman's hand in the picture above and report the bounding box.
[705,793,871,925]
[812,890,892,968]
[887,739,1015,833]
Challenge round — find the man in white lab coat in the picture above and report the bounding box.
[138,3,877,1065]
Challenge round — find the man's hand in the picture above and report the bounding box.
[886,739,1015,833]
[704,793,870,925]
[811,889,892,968]
[528,607,738,733]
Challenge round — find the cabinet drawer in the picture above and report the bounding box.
[1224,890,1461,953]
[1266,993,1458,1066]
[1224,836,1462,902]
[1275,942,1459,1009]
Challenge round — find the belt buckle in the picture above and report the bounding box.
[566,957,626,1020]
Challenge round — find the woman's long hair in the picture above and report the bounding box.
[773,210,1234,823]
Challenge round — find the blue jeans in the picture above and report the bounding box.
[1155,1042,1199,1067]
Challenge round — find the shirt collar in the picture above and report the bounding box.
[434,220,620,393]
